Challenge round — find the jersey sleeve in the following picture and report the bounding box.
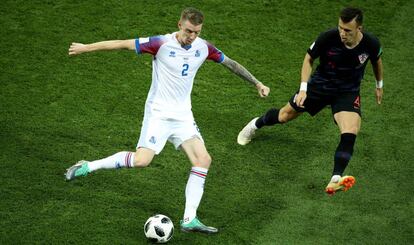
[307,30,333,59]
[367,35,382,63]
[135,35,165,56]
[206,42,225,63]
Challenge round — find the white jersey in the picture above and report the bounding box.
[135,32,224,120]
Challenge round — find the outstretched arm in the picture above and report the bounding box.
[372,57,384,105]
[68,39,136,56]
[221,56,270,97]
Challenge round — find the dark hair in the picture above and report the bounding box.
[181,7,204,25]
[340,7,363,25]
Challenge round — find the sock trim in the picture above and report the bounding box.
[190,170,206,179]
[190,167,207,179]
[125,152,133,168]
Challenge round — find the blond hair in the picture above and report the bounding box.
[180,7,204,25]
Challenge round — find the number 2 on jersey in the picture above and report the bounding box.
[182,64,189,76]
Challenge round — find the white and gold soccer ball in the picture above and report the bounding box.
[144,214,174,243]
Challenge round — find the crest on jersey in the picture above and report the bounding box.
[169,51,176,57]
[195,50,200,57]
[358,53,369,64]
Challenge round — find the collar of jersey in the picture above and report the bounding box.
[181,44,192,50]
[172,31,193,50]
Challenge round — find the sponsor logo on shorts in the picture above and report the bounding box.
[353,96,361,109]
[149,136,156,144]
[193,122,200,133]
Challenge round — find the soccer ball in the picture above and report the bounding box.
[144,214,174,243]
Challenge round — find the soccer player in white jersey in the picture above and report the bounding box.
[66,7,270,234]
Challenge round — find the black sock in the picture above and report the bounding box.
[255,108,280,128]
[333,133,356,176]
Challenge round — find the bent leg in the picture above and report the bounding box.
[255,103,302,128]
[238,103,302,145]
[65,149,146,181]
[87,147,155,172]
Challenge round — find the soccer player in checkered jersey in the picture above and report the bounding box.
[238,7,383,195]
[65,7,270,234]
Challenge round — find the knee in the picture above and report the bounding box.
[278,110,289,124]
[194,153,212,169]
[340,124,360,135]
[278,109,293,124]
[133,155,152,167]
[342,127,360,135]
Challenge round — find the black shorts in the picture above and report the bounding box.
[289,88,361,116]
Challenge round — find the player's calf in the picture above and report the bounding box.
[255,108,280,128]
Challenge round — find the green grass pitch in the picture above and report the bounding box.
[1,0,413,244]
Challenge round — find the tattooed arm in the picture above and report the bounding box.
[221,56,270,97]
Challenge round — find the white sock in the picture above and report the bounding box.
[331,175,341,183]
[88,151,135,172]
[251,118,258,129]
[183,167,208,224]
